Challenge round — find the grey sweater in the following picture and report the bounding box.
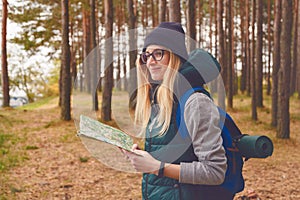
[179,92,227,185]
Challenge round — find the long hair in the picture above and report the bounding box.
[135,51,181,136]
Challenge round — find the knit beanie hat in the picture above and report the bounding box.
[143,22,188,62]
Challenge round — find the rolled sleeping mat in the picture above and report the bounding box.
[236,135,273,159]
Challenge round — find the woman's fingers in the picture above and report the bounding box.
[131,143,140,151]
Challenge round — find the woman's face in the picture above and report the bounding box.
[144,45,170,81]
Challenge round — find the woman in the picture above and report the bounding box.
[124,22,232,200]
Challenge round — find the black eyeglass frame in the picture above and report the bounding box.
[140,49,167,64]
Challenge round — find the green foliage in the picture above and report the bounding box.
[18,96,57,110]
[9,0,61,56]
[25,145,39,150]
[44,66,60,97]
[79,156,89,163]
[10,186,23,194]
[0,132,22,172]
[9,61,47,102]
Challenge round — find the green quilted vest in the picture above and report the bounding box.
[141,103,234,200]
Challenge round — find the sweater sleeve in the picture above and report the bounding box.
[179,93,227,185]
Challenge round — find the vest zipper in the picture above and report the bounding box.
[145,173,149,200]
[145,125,152,200]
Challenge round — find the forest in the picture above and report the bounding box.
[1,0,300,199]
[1,0,299,138]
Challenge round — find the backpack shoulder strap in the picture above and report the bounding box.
[176,86,211,138]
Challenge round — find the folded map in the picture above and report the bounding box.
[78,115,134,152]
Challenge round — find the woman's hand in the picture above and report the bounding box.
[124,144,161,174]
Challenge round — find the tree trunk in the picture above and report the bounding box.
[251,0,257,120]
[226,0,233,109]
[217,0,226,110]
[277,0,293,139]
[297,0,300,99]
[266,0,272,96]
[169,0,181,23]
[240,0,247,93]
[101,0,114,121]
[90,0,99,111]
[158,0,167,23]
[1,0,9,107]
[60,0,72,121]
[271,0,281,127]
[82,9,91,93]
[245,0,251,96]
[186,0,196,52]
[256,0,263,108]
[290,0,298,96]
[127,0,138,110]
[208,0,213,52]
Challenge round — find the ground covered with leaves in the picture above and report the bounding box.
[0,93,299,199]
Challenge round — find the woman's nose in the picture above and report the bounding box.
[147,55,156,64]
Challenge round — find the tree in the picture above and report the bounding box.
[277,0,293,138]
[256,0,263,108]
[101,0,114,121]
[245,0,251,96]
[271,0,281,127]
[10,1,61,56]
[290,0,298,96]
[158,0,167,23]
[240,0,247,94]
[127,0,137,110]
[169,0,181,22]
[82,6,92,93]
[226,0,233,109]
[60,0,72,121]
[217,0,226,110]
[298,0,300,99]
[266,0,272,96]
[251,0,257,120]
[1,0,9,107]
[9,62,48,103]
[186,0,196,52]
[90,0,99,111]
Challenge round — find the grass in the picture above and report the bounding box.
[18,96,58,110]
[79,156,89,163]
[0,130,24,172]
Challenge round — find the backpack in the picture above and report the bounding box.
[175,86,245,195]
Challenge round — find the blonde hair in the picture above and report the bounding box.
[135,52,181,136]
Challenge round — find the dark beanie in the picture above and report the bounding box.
[143,22,188,62]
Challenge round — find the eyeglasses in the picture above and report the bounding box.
[140,49,166,64]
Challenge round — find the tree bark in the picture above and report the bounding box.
[158,0,167,23]
[60,0,72,121]
[240,0,247,93]
[290,0,298,96]
[1,0,9,107]
[245,0,251,96]
[217,0,226,110]
[127,0,137,110]
[101,0,114,121]
[256,0,263,107]
[266,0,272,96]
[277,0,293,139]
[186,0,196,52]
[90,0,99,111]
[226,0,233,109]
[251,0,257,120]
[82,9,91,93]
[169,0,181,23]
[297,0,300,98]
[271,0,281,127]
